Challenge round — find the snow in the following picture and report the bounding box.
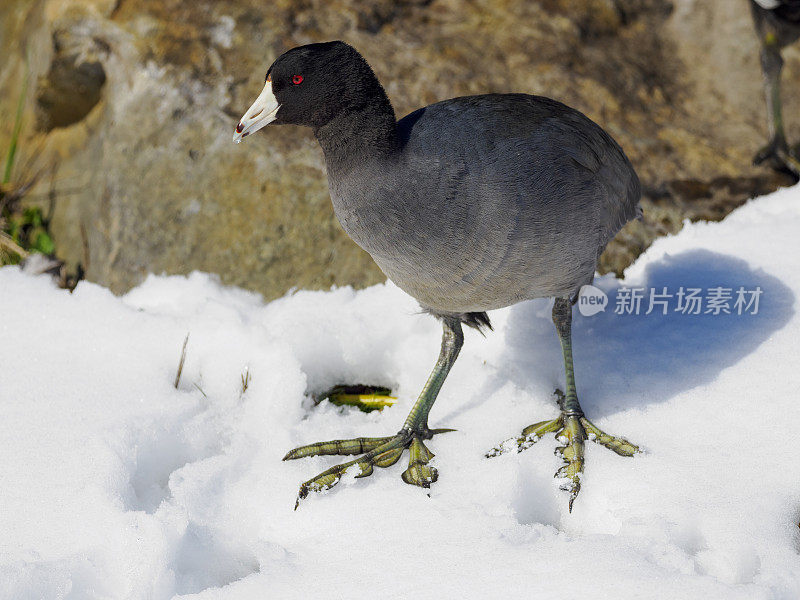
[2,185,800,599]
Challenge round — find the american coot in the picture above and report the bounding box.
[750,0,800,175]
[234,42,640,510]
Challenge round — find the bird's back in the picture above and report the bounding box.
[752,0,800,29]
[398,94,640,242]
[338,94,641,313]
[766,0,800,22]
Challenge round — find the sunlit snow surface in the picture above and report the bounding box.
[2,186,799,599]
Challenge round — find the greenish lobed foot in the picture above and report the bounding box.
[487,390,640,512]
[754,141,800,177]
[284,427,454,508]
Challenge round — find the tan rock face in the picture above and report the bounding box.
[0,0,796,297]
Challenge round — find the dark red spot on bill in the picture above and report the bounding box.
[236,122,244,133]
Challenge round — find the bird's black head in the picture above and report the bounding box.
[233,41,389,142]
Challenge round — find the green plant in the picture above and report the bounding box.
[3,205,55,256]
[2,51,29,186]
[1,53,56,266]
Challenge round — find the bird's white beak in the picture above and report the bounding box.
[233,78,280,143]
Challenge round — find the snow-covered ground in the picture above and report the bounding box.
[2,185,799,599]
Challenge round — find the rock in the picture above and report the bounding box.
[0,0,797,298]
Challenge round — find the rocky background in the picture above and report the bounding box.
[1,0,798,298]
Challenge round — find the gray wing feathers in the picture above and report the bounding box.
[378,94,641,309]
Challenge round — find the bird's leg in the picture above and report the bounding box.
[284,317,463,507]
[754,38,800,176]
[487,298,639,511]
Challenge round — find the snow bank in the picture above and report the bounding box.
[1,186,799,599]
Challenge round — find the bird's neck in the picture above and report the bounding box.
[314,99,398,172]
[313,96,401,257]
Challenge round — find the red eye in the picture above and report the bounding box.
[292,74,303,85]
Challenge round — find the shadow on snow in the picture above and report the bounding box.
[498,249,795,418]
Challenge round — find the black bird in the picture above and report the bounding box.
[234,42,641,510]
[750,0,800,175]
